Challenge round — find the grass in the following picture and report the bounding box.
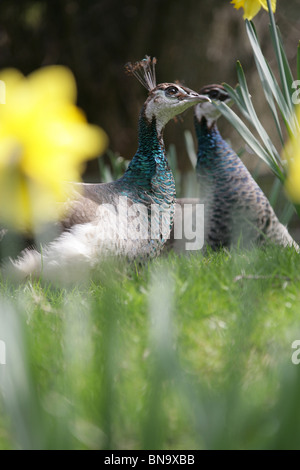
[1,244,300,449]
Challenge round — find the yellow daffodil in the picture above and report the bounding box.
[231,0,276,21]
[0,66,107,232]
[283,108,300,202]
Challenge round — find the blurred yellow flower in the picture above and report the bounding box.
[0,66,107,232]
[283,107,300,202]
[231,0,276,20]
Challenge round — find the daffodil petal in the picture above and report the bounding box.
[28,65,77,105]
[283,106,300,202]
[231,0,277,20]
[259,0,276,13]
[231,0,246,10]
[0,69,24,103]
[0,65,108,232]
[243,1,262,20]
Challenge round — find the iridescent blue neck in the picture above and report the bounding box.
[120,108,175,204]
[195,115,248,188]
[195,117,230,168]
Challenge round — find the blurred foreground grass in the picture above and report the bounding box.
[1,245,300,450]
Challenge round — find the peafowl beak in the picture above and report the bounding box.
[179,92,211,104]
[194,94,212,103]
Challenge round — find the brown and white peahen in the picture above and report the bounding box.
[5,57,210,283]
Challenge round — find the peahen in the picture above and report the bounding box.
[5,57,209,283]
[167,84,298,252]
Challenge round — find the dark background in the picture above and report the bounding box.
[1,0,300,224]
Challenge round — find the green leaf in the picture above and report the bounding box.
[246,20,298,136]
[276,26,294,95]
[266,0,293,111]
[235,61,281,164]
[222,83,251,122]
[255,62,284,146]
[217,102,284,181]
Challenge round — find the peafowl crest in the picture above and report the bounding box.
[5,57,209,284]
[125,55,157,91]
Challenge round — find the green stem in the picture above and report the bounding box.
[266,0,291,110]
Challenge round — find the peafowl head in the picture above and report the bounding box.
[144,83,211,134]
[194,84,233,127]
[126,56,210,134]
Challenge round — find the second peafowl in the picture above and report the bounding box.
[167,84,298,253]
